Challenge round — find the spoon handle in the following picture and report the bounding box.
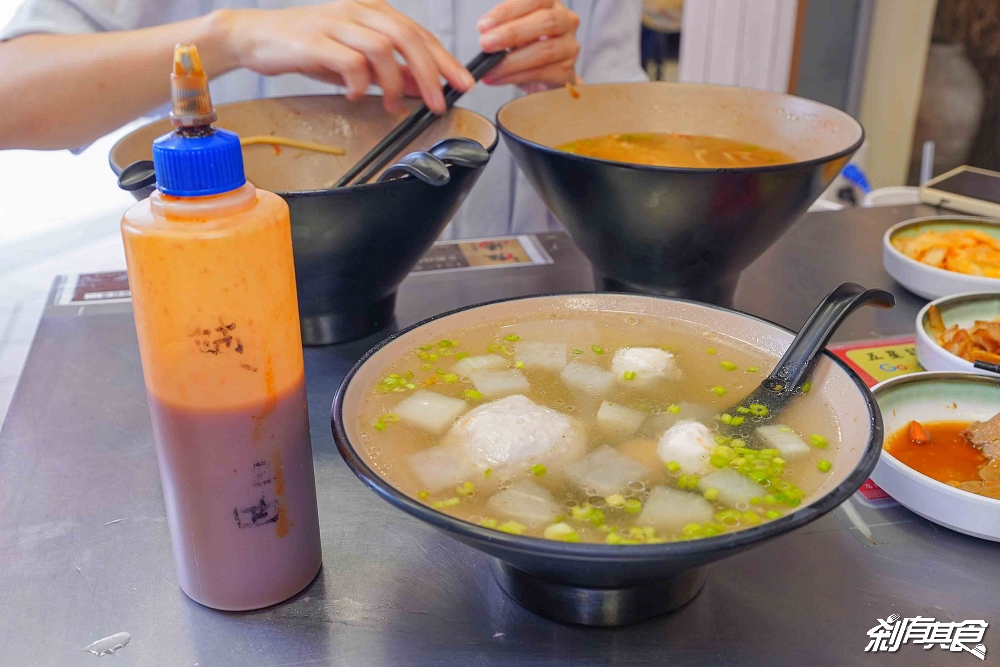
[765,283,895,393]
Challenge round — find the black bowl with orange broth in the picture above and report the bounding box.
[496,82,864,306]
[332,293,882,626]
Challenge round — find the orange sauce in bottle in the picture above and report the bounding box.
[884,421,988,484]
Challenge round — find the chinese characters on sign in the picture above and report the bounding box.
[865,614,988,660]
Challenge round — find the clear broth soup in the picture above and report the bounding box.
[358,312,839,545]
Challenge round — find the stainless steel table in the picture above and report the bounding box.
[2,204,996,666]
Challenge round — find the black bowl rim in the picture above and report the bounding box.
[107,94,500,197]
[331,291,884,562]
[494,81,865,176]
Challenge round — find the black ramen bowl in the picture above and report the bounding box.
[497,82,865,306]
[110,95,497,345]
[332,293,882,626]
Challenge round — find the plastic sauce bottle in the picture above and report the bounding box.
[121,44,322,610]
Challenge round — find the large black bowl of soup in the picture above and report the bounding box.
[332,293,882,626]
[496,82,865,306]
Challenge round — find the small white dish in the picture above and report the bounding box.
[883,215,1000,300]
[916,292,1000,376]
[871,372,1000,541]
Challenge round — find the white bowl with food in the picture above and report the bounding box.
[916,292,1000,375]
[883,215,1000,300]
[871,372,1000,541]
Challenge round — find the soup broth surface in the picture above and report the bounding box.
[358,312,840,544]
[557,132,795,168]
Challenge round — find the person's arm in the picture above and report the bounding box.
[0,0,474,151]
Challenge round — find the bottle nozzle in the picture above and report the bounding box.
[170,44,217,128]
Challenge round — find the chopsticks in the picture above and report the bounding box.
[333,49,509,188]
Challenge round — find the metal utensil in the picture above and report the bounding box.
[722,282,895,438]
[376,151,450,185]
[428,137,490,168]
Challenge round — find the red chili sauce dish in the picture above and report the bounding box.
[884,415,1000,499]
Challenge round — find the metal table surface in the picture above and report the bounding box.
[2,205,997,667]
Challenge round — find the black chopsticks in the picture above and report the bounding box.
[333,49,509,188]
[974,360,1000,375]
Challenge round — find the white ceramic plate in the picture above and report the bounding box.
[883,215,1000,300]
[871,372,1000,541]
[915,292,1000,376]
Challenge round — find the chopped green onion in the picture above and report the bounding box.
[403,371,414,380]
[765,510,782,520]
[587,509,606,526]
[484,468,492,478]
[571,504,596,520]
[802,381,812,393]
[497,521,526,535]
[667,404,681,414]
[418,344,433,351]
[479,517,498,528]
[706,348,717,355]
[665,461,681,473]
[456,481,475,496]
[572,349,584,355]
[543,522,580,542]
[747,366,760,373]
[605,494,625,508]
[530,463,547,476]
[377,386,390,394]
[503,334,521,342]
[622,498,642,514]
[730,416,745,426]
[442,373,459,384]
[454,351,469,360]
[464,389,483,401]
[515,361,525,369]
[623,370,637,381]
[487,343,502,353]
[605,532,624,545]
[748,403,769,416]
[720,361,738,371]
[373,421,387,431]
[742,512,762,526]
[736,406,751,414]
[749,496,762,505]
[720,413,733,425]
[417,490,430,500]
[714,434,731,445]
[703,488,720,501]
[764,494,777,505]
[712,385,727,396]
[779,425,792,433]
[432,497,461,509]
[817,460,832,473]
[677,474,700,490]
[437,340,453,348]
[591,345,604,355]
[420,363,432,371]
[810,434,829,448]
[380,413,400,423]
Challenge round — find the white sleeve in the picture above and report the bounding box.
[0,0,102,40]
[574,0,649,84]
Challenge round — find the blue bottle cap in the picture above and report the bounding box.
[152,128,246,197]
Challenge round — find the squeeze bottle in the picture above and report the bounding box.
[121,44,322,610]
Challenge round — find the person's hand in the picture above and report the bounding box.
[219,0,474,113]
[476,0,581,91]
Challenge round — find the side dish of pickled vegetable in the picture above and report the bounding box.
[358,312,839,544]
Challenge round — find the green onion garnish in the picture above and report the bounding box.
[667,404,681,414]
[623,370,637,381]
[504,334,521,342]
[817,460,832,473]
[530,463,547,476]
[464,389,483,401]
[719,361,738,371]
[712,385,727,396]
[591,345,604,355]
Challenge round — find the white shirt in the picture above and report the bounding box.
[2,0,646,238]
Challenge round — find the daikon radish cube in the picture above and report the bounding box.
[698,469,764,507]
[443,394,586,468]
[565,445,651,496]
[638,486,714,531]
[597,401,646,437]
[486,480,561,527]
[394,390,470,435]
[516,342,567,372]
[657,420,715,474]
[469,369,530,397]
[756,425,811,459]
[612,347,682,389]
[451,354,508,377]
[560,363,615,394]
[408,445,475,493]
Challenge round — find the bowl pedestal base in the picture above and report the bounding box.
[595,274,739,308]
[300,293,397,346]
[490,559,706,627]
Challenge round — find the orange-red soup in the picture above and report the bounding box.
[884,421,988,484]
